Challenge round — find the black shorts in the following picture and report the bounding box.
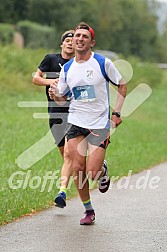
[66,124,110,149]
[49,114,68,147]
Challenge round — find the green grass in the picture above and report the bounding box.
[109,86,167,177]
[0,45,167,225]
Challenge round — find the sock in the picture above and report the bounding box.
[102,166,105,176]
[99,165,105,180]
[83,199,94,211]
[101,161,107,176]
[58,186,67,195]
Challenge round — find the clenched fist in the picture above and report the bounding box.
[49,84,59,100]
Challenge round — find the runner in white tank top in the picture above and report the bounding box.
[58,52,122,129]
[49,22,127,225]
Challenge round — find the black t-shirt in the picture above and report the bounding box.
[38,53,70,114]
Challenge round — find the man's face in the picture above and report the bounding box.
[73,29,95,52]
[61,37,74,55]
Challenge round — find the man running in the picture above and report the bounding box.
[33,30,75,207]
[49,22,127,224]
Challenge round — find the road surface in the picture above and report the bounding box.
[0,162,167,252]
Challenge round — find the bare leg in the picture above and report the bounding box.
[59,138,73,188]
[54,138,74,208]
[86,143,106,180]
[86,144,110,194]
[67,136,89,202]
[58,145,64,157]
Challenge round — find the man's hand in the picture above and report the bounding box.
[49,84,59,100]
[111,115,122,128]
[51,78,59,86]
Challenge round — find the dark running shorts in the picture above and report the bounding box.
[66,124,110,149]
[49,114,68,147]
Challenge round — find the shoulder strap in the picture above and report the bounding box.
[64,58,74,81]
[93,53,110,82]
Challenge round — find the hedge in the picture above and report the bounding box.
[0,23,14,45]
[16,20,56,49]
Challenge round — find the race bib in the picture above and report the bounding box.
[72,85,96,102]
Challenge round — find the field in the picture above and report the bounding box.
[0,45,167,225]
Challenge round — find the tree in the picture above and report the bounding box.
[0,0,166,61]
[93,0,160,60]
[0,0,28,23]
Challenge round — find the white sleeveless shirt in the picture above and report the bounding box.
[58,52,122,129]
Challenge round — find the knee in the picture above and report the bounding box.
[73,162,85,174]
[87,168,102,181]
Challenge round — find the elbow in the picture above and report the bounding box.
[32,76,37,85]
[118,83,127,97]
[122,84,127,96]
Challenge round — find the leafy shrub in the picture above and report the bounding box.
[0,23,14,45]
[16,20,56,49]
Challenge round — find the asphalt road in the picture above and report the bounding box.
[0,162,167,252]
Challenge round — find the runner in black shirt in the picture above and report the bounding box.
[33,30,74,155]
[33,30,74,208]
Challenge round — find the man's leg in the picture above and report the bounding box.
[86,143,110,193]
[67,136,88,201]
[50,116,74,207]
[85,128,110,193]
[50,115,67,157]
[86,144,106,180]
[67,136,95,225]
[55,138,73,208]
[57,145,64,157]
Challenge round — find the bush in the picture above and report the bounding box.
[16,20,56,49]
[0,23,14,45]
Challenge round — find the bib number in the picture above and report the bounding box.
[72,85,96,102]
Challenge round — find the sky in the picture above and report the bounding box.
[157,0,167,3]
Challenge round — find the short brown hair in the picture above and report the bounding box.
[74,22,95,40]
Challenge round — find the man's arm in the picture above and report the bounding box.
[49,84,67,104]
[32,68,58,86]
[111,78,127,128]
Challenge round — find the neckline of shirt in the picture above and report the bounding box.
[74,52,94,65]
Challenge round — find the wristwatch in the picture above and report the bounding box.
[112,111,121,117]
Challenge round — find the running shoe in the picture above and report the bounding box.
[98,160,110,193]
[54,192,66,208]
[80,210,95,225]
